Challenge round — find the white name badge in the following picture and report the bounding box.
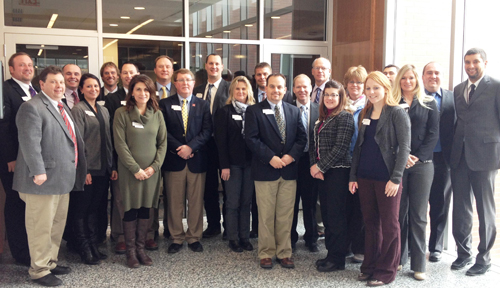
[362,119,371,125]
[171,105,181,111]
[85,110,95,117]
[263,109,274,115]
[97,101,105,106]
[132,121,144,129]
[120,101,126,106]
[156,91,159,96]
[196,93,203,98]
[232,115,242,121]
[22,96,30,102]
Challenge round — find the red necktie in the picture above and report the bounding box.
[72,91,80,104]
[58,102,78,167]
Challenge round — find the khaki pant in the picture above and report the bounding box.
[255,177,296,259]
[165,166,206,244]
[19,192,69,279]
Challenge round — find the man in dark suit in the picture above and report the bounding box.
[14,66,86,286]
[253,62,294,104]
[310,57,332,104]
[290,74,320,253]
[160,69,212,254]
[245,74,307,269]
[422,62,455,263]
[450,48,498,276]
[193,54,229,238]
[104,62,140,254]
[0,52,39,266]
[97,62,120,102]
[62,64,81,109]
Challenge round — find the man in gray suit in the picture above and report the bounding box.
[13,66,86,287]
[450,48,498,276]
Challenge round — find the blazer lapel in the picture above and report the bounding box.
[283,103,294,140]
[375,106,389,135]
[187,96,199,136]
[172,97,184,130]
[469,75,490,105]
[41,95,74,141]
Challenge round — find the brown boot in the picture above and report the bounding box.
[136,219,153,266]
[123,220,139,268]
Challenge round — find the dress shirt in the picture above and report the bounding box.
[64,88,79,109]
[204,77,222,113]
[104,86,118,96]
[311,81,327,103]
[178,94,193,115]
[41,91,75,135]
[156,81,172,98]
[464,75,484,103]
[12,77,35,99]
[267,99,285,123]
[257,88,267,103]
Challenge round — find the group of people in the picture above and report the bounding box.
[0,47,497,287]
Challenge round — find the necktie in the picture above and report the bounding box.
[301,106,308,151]
[161,86,168,99]
[72,91,80,104]
[314,88,321,103]
[29,86,37,97]
[182,99,188,134]
[275,105,286,143]
[468,84,476,103]
[58,102,78,167]
[206,84,214,103]
[261,92,266,102]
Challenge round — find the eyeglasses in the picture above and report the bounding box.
[313,66,329,71]
[176,79,194,83]
[349,81,363,85]
[323,93,339,98]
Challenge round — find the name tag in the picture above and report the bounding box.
[196,93,203,99]
[362,119,371,125]
[232,115,242,121]
[132,122,144,129]
[97,100,105,106]
[171,105,181,111]
[399,103,410,112]
[263,109,274,115]
[120,100,126,106]
[85,110,95,117]
[156,91,159,96]
[22,96,30,102]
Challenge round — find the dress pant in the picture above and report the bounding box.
[251,190,258,233]
[291,152,318,246]
[399,162,433,272]
[96,179,110,242]
[428,152,452,253]
[224,164,254,241]
[318,168,350,267]
[451,150,497,265]
[166,166,206,244]
[203,137,225,230]
[358,178,401,284]
[346,188,365,255]
[1,171,30,263]
[255,177,296,260]
[0,179,5,255]
[110,179,124,241]
[19,192,69,280]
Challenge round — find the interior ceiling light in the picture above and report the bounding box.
[271,16,280,19]
[37,49,43,56]
[205,35,212,38]
[47,14,58,28]
[126,19,154,34]
[223,31,231,33]
[110,24,118,27]
[120,16,130,19]
[244,24,253,27]
[134,7,145,10]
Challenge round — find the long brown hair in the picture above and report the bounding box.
[318,80,346,122]
[125,75,159,112]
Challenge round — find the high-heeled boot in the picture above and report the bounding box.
[88,213,107,260]
[73,218,99,265]
[123,220,139,268]
[136,219,153,266]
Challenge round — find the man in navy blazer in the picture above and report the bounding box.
[0,52,39,266]
[245,74,307,269]
[422,62,455,263]
[450,48,498,276]
[160,69,212,254]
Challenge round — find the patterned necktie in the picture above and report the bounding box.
[261,92,266,102]
[314,88,321,103]
[206,84,214,103]
[29,86,37,97]
[58,102,78,167]
[275,105,286,143]
[300,105,308,151]
[182,99,188,134]
[468,84,476,103]
[161,86,168,99]
[72,91,80,104]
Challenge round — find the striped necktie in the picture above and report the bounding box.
[58,102,78,167]
[300,105,308,151]
[314,88,321,103]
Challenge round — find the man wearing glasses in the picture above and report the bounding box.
[310,57,332,104]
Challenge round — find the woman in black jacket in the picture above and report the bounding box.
[310,80,354,272]
[214,76,256,253]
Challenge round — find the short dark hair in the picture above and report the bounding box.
[154,55,174,67]
[121,62,140,72]
[266,73,286,86]
[79,73,101,90]
[465,48,487,61]
[100,62,119,77]
[319,80,346,121]
[39,66,63,82]
[254,62,272,73]
[8,52,31,67]
[383,64,399,71]
[205,53,222,64]
[125,75,159,112]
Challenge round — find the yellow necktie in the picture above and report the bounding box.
[161,87,168,99]
[182,99,188,133]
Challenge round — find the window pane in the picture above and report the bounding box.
[271,53,319,90]
[189,0,258,40]
[190,42,258,86]
[4,0,96,30]
[102,0,183,36]
[264,0,326,41]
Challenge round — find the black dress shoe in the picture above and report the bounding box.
[429,251,441,262]
[229,240,243,253]
[451,256,473,270]
[306,242,319,252]
[466,263,491,276]
[167,243,183,254]
[317,261,345,272]
[249,230,258,239]
[188,241,204,252]
[239,239,254,251]
[163,229,171,239]
[315,257,329,267]
[202,227,221,238]
[33,273,63,287]
[50,265,72,275]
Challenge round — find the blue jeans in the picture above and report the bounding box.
[224,165,254,241]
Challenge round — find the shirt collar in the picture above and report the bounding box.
[41,91,60,108]
[207,77,222,89]
[12,77,32,93]
[296,100,310,110]
[104,86,118,95]
[425,88,442,97]
[468,75,484,89]
[313,81,327,92]
[267,99,282,110]
[178,94,193,103]
[65,87,78,96]
[156,81,171,91]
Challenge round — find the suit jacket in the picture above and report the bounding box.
[193,80,229,119]
[13,93,87,194]
[104,88,127,125]
[253,86,294,104]
[159,95,212,173]
[292,99,319,154]
[155,82,177,99]
[244,100,307,181]
[0,79,39,173]
[450,75,500,171]
[437,89,455,165]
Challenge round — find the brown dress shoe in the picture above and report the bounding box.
[115,242,126,254]
[145,239,158,251]
[260,258,273,269]
[277,257,295,268]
